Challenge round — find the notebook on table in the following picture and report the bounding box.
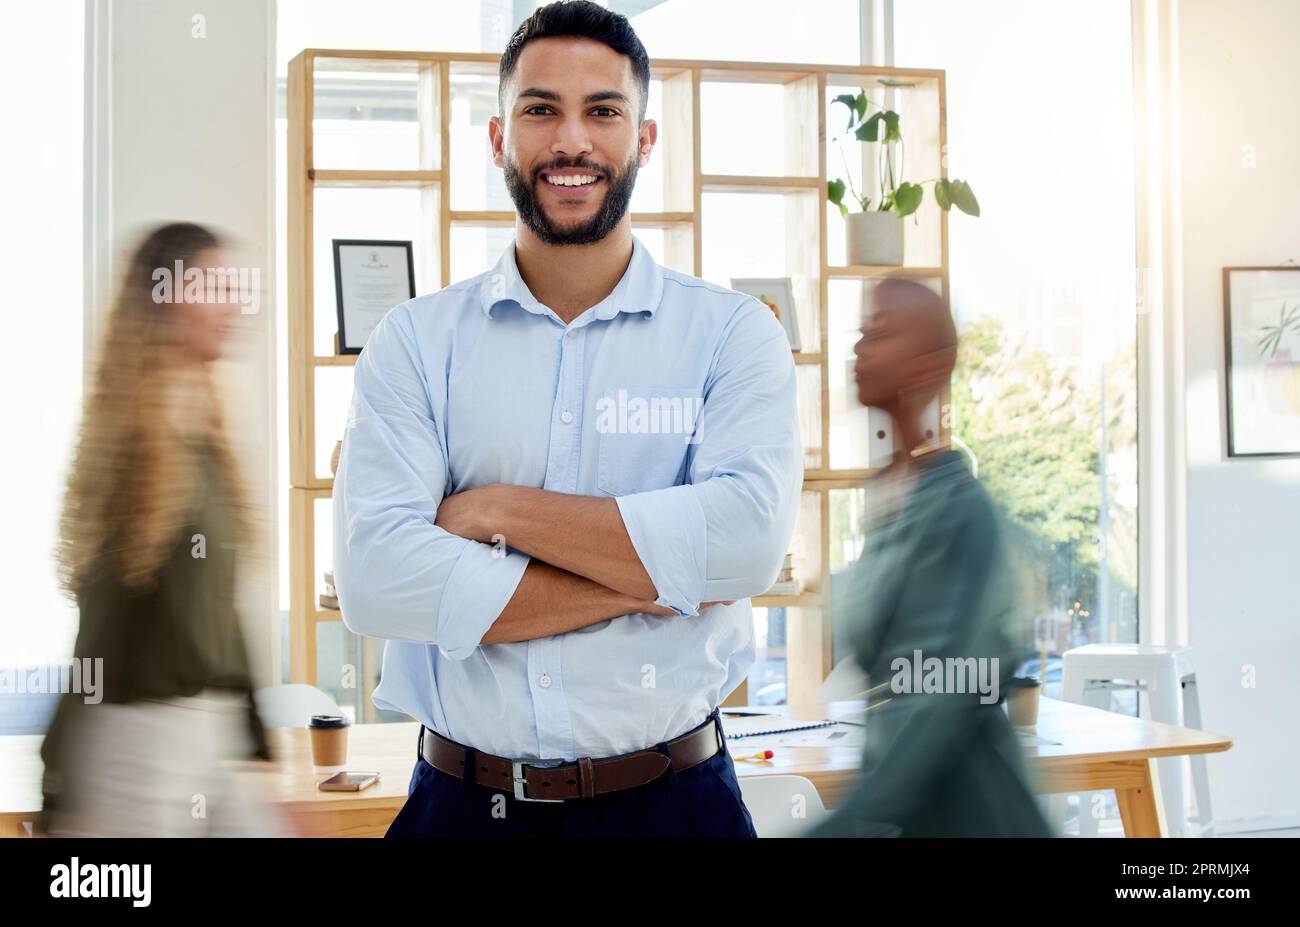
[719,715,839,739]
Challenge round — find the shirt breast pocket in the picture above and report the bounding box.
[595,386,701,497]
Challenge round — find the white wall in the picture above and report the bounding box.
[1178,0,1300,832]
[87,0,278,684]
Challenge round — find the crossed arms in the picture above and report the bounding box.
[431,484,673,643]
[332,301,803,658]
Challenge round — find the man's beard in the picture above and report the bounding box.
[503,150,639,246]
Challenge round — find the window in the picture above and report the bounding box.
[895,0,1140,668]
[0,3,85,733]
[895,0,1139,832]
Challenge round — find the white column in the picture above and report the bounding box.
[1130,0,1189,650]
[84,0,279,685]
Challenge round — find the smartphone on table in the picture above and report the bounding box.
[317,771,380,791]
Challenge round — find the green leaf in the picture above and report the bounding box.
[934,179,952,211]
[949,179,981,217]
[893,181,923,217]
[831,93,859,133]
[827,178,846,207]
[855,112,882,142]
[882,110,902,143]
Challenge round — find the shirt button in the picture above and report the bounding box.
[560,410,573,424]
[565,329,577,339]
[539,674,552,688]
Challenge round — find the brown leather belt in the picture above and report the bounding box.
[418,712,724,802]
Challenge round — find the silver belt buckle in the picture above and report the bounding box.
[511,760,565,803]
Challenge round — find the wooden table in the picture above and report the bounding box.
[1021,697,1232,836]
[746,698,1232,837]
[0,697,1230,837]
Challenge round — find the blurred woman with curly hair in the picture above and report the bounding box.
[40,221,285,836]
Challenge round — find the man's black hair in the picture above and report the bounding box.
[498,0,651,122]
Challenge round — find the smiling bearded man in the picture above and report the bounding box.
[333,0,804,838]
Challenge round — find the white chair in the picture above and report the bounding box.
[737,774,830,837]
[816,655,871,703]
[253,684,342,729]
[1060,644,1214,837]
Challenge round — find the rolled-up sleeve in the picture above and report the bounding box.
[332,304,529,659]
[615,299,803,616]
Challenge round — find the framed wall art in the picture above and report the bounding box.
[1223,266,1300,457]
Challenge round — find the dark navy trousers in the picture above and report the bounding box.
[385,708,757,837]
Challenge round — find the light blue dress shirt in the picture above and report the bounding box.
[333,234,803,761]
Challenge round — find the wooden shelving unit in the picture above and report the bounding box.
[287,49,949,712]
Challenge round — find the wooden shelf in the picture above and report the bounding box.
[630,211,696,227]
[293,483,334,499]
[305,48,943,81]
[826,264,945,279]
[803,468,877,484]
[310,169,441,188]
[700,174,821,194]
[753,593,822,609]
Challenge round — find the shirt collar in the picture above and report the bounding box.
[478,233,664,324]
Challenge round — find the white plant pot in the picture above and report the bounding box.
[845,210,904,266]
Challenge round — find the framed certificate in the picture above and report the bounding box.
[332,240,416,354]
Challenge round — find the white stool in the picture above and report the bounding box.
[253,684,342,729]
[1060,644,1213,837]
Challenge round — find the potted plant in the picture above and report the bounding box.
[827,89,980,266]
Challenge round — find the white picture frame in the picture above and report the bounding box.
[731,277,801,351]
[1223,266,1300,457]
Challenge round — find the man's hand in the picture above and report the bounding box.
[436,482,656,599]
[433,483,506,543]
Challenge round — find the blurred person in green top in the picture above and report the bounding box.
[40,222,288,836]
[809,278,1050,838]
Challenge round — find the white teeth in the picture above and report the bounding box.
[545,174,598,186]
